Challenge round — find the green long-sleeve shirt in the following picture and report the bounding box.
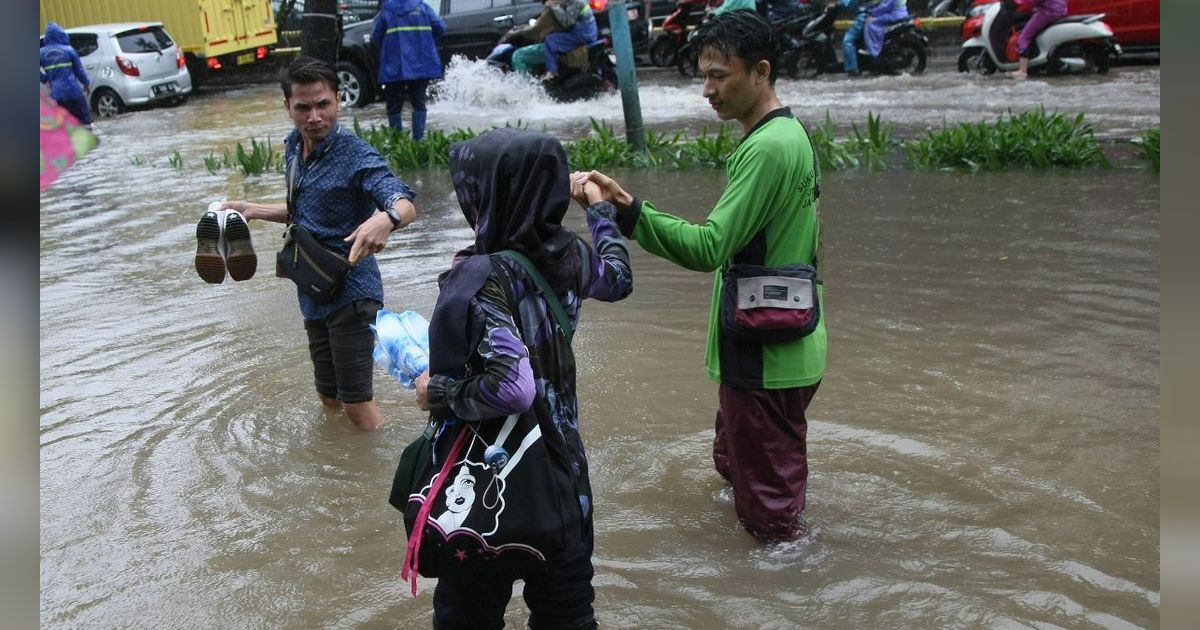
[619,108,827,389]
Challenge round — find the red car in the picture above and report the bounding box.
[961,0,1159,54]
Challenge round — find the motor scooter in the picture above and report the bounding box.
[957,0,995,71]
[649,0,716,67]
[777,3,930,79]
[960,0,1119,75]
[931,0,975,17]
[485,14,618,103]
[775,3,838,79]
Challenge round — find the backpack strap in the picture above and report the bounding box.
[494,249,575,342]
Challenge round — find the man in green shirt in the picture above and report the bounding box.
[572,10,825,542]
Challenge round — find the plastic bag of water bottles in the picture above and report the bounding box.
[371,308,430,389]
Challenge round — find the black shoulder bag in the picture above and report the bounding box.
[276,156,353,304]
[392,250,580,595]
[718,118,823,343]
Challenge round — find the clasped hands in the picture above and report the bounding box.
[568,170,634,212]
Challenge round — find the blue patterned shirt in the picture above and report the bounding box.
[284,124,415,320]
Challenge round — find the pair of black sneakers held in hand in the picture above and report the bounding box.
[194,202,257,284]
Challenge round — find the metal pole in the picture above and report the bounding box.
[605,2,646,154]
[302,0,340,67]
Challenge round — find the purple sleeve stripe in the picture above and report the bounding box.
[477,357,535,414]
[586,257,632,299]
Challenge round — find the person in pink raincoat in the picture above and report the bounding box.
[40,87,97,192]
[1013,0,1068,78]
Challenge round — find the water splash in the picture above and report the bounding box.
[427,57,631,134]
[431,55,554,109]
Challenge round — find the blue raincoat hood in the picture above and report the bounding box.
[44,22,69,46]
[383,0,426,13]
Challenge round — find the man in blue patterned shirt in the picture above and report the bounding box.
[223,56,417,431]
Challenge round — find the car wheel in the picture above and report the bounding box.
[337,61,372,108]
[91,88,125,118]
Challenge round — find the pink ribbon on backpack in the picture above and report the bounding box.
[401,426,468,597]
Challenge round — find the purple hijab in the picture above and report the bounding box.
[428,128,582,379]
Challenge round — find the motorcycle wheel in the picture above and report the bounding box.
[958,47,994,75]
[1086,44,1111,74]
[1048,43,1109,75]
[675,43,699,78]
[649,34,679,68]
[781,48,821,80]
[893,40,928,75]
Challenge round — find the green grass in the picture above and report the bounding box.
[904,108,1110,171]
[355,117,739,172]
[848,112,894,171]
[203,151,221,175]
[234,137,285,175]
[166,110,1129,176]
[1135,128,1159,172]
[808,111,859,171]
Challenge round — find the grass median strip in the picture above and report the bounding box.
[145,110,1158,174]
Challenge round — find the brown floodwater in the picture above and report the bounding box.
[40,67,1158,628]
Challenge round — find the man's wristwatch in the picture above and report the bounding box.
[383,205,403,229]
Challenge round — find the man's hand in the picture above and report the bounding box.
[414,370,431,411]
[220,200,248,214]
[219,200,288,223]
[344,212,393,265]
[584,170,634,212]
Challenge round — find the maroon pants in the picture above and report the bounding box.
[713,381,820,542]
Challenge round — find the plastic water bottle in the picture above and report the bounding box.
[371,308,430,388]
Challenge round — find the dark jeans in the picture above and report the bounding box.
[382,80,430,140]
[303,299,381,403]
[713,381,820,542]
[56,94,93,125]
[432,540,598,630]
[382,79,429,115]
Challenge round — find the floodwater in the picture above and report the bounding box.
[40,61,1159,628]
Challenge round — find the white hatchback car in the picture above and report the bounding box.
[50,22,194,118]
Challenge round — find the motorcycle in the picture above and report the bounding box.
[649,0,716,68]
[777,3,930,79]
[931,0,975,17]
[956,0,996,71]
[959,0,1119,75]
[485,15,618,103]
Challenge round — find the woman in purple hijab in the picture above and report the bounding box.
[413,128,633,628]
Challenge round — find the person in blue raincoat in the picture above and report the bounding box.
[371,0,447,140]
[863,0,909,60]
[40,22,93,129]
[542,0,598,80]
